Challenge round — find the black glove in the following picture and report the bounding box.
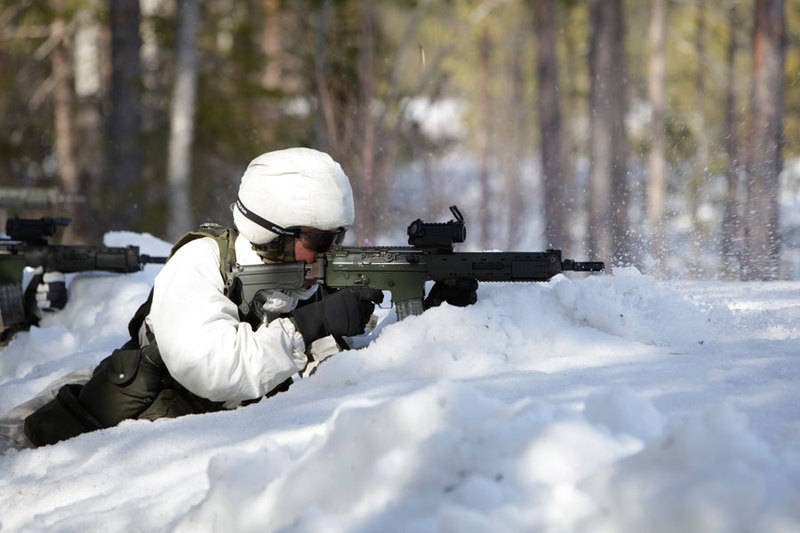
[291,288,384,345]
[424,278,478,310]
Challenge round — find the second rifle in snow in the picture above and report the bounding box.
[1,216,168,341]
[230,206,605,321]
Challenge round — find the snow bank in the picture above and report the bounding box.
[1,233,799,532]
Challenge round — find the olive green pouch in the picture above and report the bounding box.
[78,343,166,427]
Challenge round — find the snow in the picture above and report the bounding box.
[1,232,799,532]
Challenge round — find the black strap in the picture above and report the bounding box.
[235,197,297,237]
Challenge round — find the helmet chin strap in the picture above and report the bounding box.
[236,196,301,263]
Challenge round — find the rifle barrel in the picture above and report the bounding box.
[141,255,168,264]
[562,259,605,272]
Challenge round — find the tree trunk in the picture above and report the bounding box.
[309,1,336,156]
[588,0,630,265]
[477,27,492,250]
[50,2,82,242]
[687,0,709,277]
[721,2,742,278]
[646,0,667,274]
[166,0,199,241]
[357,2,377,245]
[505,11,527,250]
[562,2,583,254]
[534,0,568,250]
[262,0,282,90]
[107,0,143,231]
[74,5,106,243]
[743,0,785,280]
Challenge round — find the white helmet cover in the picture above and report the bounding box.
[233,147,355,244]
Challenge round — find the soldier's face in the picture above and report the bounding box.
[294,237,319,264]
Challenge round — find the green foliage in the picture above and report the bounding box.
[0,0,798,262]
[0,2,56,185]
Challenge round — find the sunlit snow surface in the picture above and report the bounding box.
[1,233,798,532]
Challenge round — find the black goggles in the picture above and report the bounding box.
[236,197,346,253]
[296,227,346,252]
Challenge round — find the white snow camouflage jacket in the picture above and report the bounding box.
[143,235,310,402]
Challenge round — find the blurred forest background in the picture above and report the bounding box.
[0,0,798,280]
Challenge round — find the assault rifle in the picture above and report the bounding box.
[230,206,604,321]
[1,216,167,341]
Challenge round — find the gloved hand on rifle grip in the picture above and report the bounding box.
[424,278,478,310]
[291,287,384,346]
[35,270,68,311]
